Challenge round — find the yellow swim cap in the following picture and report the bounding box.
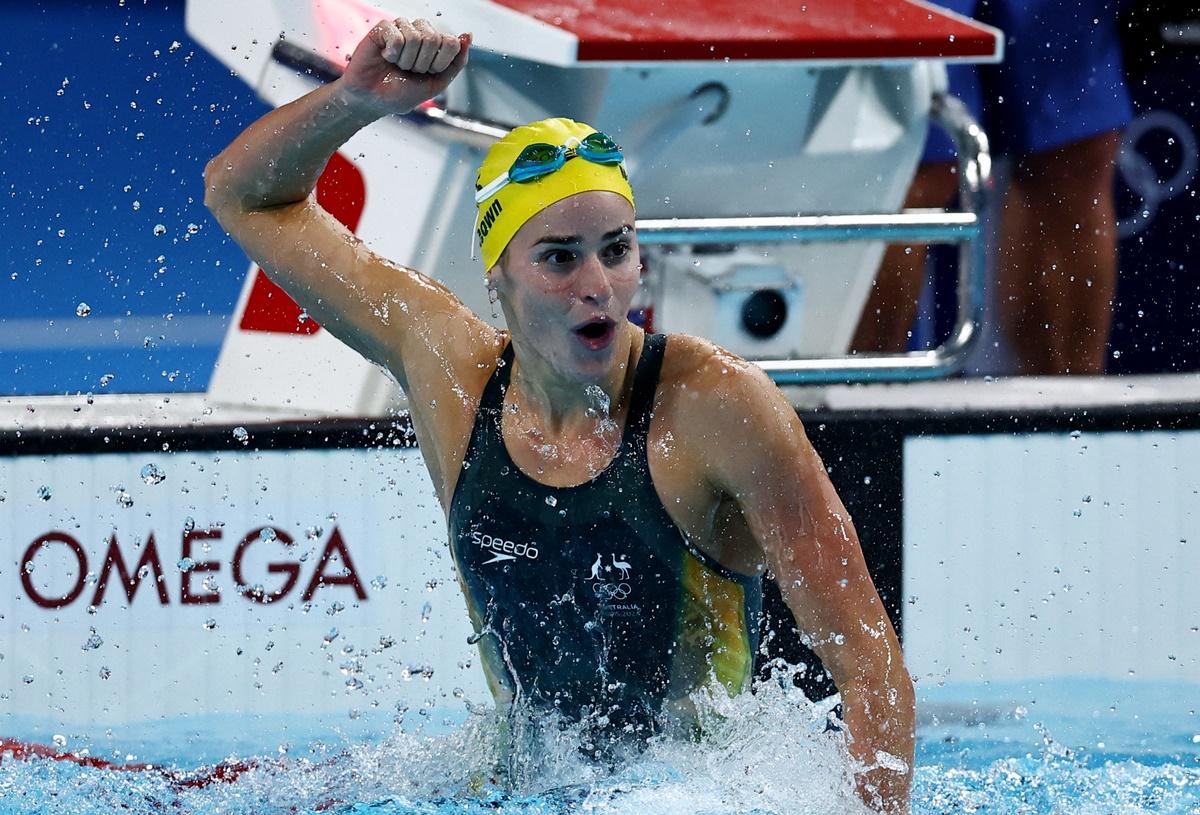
[473,117,635,274]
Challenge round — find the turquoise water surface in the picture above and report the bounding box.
[0,678,1196,814]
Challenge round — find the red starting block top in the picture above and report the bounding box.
[491,0,1001,63]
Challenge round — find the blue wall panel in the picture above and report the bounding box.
[0,1,268,395]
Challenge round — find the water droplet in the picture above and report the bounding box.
[370,575,387,590]
[183,516,195,533]
[99,666,111,679]
[152,224,167,237]
[177,557,195,572]
[21,675,33,685]
[140,463,166,485]
[36,485,52,501]
[420,602,432,622]
[259,527,277,542]
[232,426,249,442]
[324,627,339,645]
[203,618,217,630]
[75,302,91,317]
[52,734,67,748]
[81,629,103,651]
[545,495,558,507]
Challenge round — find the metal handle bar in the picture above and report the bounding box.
[634,94,991,385]
[273,43,992,384]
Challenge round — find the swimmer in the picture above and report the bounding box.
[203,18,914,814]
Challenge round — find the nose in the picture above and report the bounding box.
[575,253,614,306]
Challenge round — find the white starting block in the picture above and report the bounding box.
[187,0,1000,415]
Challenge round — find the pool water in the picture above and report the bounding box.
[0,677,1196,815]
[915,679,1200,814]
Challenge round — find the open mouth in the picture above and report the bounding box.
[572,318,616,349]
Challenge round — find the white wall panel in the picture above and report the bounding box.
[904,430,1200,684]
[0,446,485,732]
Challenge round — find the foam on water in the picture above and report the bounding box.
[0,676,1197,815]
[0,670,864,815]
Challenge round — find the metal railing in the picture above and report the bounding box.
[274,42,992,384]
[632,94,991,385]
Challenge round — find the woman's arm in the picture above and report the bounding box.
[693,354,916,815]
[203,19,488,391]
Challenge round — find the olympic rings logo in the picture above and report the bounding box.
[592,581,632,601]
[1117,110,1198,238]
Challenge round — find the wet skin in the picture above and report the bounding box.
[203,16,915,814]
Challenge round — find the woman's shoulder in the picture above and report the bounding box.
[654,331,789,430]
[657,332,763,390]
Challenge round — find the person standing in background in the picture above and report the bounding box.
[852,0,1134,375]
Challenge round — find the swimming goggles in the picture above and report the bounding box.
[474,131,625,205]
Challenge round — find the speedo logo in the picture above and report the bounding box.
[471,530,539,565]
[477,199,503,241]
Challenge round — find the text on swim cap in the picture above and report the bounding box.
[477,199,503,242]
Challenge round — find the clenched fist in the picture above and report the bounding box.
[336,18,471,116]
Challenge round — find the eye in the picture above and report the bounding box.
[542,249,576,266]
[606,241,630,260]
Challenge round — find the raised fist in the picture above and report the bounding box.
[338,18,471,116]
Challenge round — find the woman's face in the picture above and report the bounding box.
[492,191,641,382]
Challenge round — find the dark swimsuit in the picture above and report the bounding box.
[448,333,762,738]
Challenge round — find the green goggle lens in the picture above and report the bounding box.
[579,132,620,156]
[514,143,563,168]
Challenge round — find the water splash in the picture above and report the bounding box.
[139,463,166,485]
[0,670,864,815]
[584,385,618,438]
[3,678,1197,815]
